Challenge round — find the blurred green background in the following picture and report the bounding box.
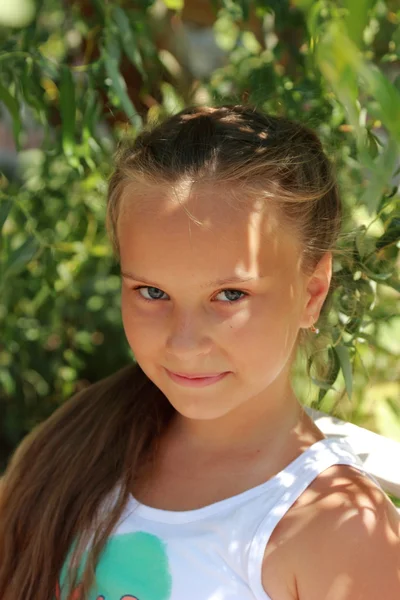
[0,0,399,470]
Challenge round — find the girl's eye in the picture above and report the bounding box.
[215,289,248,303]
[134,286,167,301]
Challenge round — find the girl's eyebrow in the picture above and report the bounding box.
[120,270,265,288]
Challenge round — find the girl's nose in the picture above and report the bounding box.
[165,311,213,359]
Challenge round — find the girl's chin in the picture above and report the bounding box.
[169,403,235,421]
[163,391,241,422]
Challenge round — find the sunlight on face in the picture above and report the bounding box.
[118,182,310,421]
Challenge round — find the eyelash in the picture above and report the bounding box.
[131,286,249,305]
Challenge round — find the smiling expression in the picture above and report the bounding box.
[118,181,326,421]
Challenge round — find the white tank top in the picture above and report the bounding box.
[58,437,375,600]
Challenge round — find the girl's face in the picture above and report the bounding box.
[118,182,331,422]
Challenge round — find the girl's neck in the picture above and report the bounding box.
[162,383,321,461]
[132,389,323,512]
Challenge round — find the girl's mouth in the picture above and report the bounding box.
[165,369,229,387]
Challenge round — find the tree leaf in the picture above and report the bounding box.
[380,275,400,293]
[361,262,393,282]
[113,7,146,78]
[344,0,376,47]
[311,377,338,391]
[59,65,76,157]
[238,0,251,21]
[358,63,400,143]
[20,61,47,114]
[160,81,185,115]
[376,216,400,251]
[81,84,102,146]
[316,346,341,404]
[333,343,353,399]
[306,0,325,41]
[366,128,380,159]
[0,199,12,232]
[354,225,368,260]
[360,139,398,214]
[2,236,39,279]
[0,81,21,150]
[104,53,142,130]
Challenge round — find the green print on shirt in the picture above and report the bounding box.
[57,532,173,600]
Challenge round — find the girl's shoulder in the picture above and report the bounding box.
[262,464,400,600]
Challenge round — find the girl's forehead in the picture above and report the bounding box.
[118,182,302,275]
[120,181,283,236]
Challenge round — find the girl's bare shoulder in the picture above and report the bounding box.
[262,464,400,600]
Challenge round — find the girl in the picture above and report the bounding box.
[0,105,399,600]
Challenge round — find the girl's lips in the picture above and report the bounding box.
[171,371,225,379]
[165,369,229,387]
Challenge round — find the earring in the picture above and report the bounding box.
[310,324,320,334]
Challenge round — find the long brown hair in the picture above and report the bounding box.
[0,105,342,599]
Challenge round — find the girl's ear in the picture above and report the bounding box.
[300,251,332,329]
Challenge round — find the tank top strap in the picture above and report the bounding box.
[247,436,379,600]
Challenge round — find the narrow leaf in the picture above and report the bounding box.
[380,275,400,293]
[311,378,337,391]
[354,225,368,259]
[113,7,146,78]
[344,0,376,46]
[0,199,12,232]
[0,82,21,150]
[239,0,250,21]
[20,63,46,114]
[82,86,101,138]
[376,216,400,250]
[59,66,76,157]
[306,0,325,41]
[104,54,142,130]
[360,139,398,214]
[361,263,393,281]
[315,346,340,404]
[358,63,400,143]
[333,344,353,399]
[3,236,39,279]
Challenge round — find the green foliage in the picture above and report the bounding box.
[0,0,399,467]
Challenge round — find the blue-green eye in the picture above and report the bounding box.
[135,286,167,301]
[216,289,248,303]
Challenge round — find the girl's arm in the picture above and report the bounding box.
[288,467,399,599]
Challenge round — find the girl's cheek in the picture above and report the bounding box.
[126,310,166,332]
